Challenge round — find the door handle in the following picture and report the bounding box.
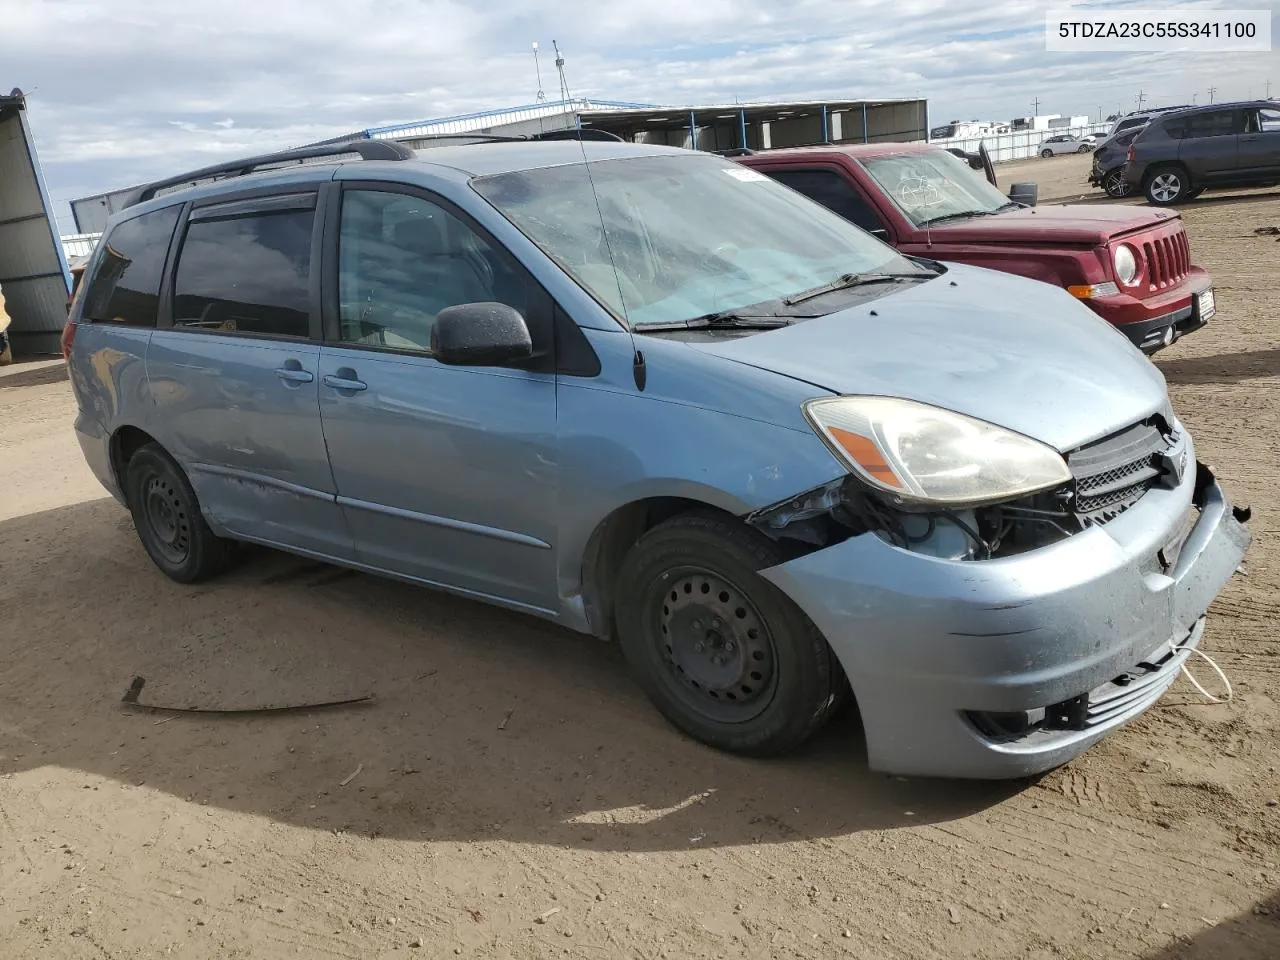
[323,373,367,392]
[274,366,314,384]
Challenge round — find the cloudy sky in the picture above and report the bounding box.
[3,0,1275,232]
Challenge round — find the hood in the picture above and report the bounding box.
[692,264,1169,453]
[923,204,1181,245]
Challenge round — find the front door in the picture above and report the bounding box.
[147,189,354,560]
[316,184,559,613]
[1173,108,1242,183]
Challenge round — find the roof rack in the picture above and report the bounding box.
[120,139,415,209]
[399,129,624,145]
[713,147,755,157]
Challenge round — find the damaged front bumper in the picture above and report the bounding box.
[758,459,1250,779]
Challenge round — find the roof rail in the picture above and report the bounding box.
[120,139,414,209]
[397,129,624,145]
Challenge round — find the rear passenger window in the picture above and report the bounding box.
[173,209,314,338]
[81,205,181,326]
[1168,110,1240,139]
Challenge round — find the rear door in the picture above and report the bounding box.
[146,187,353,560]
[316,182,559,613]
[1172,109,1243,182]
[1237,106,1280,179]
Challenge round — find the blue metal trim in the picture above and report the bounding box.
[739,108,748,148]
[822,105,829,143]
[689,110,698,150]
[364,98,660,136]
[862,102,869,143]
[337,495,552,549]
[188,463,335,502]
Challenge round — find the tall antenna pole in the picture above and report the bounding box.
[553,40,573,105]
[532,42,546,102]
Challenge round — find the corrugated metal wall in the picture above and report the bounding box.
[0,91,71,357]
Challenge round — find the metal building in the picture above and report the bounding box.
[1,88,72,357]
[69,94,929,234]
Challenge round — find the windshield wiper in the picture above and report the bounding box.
[633,312,796,332]
[916,210,1001,227]
[781,271,927,307]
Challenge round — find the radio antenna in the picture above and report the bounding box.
[553,40,573,105]
[532,42,546,102]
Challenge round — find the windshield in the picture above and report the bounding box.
[859,149,1016,228]
[470,154,916,328]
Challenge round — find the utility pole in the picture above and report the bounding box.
[1266,79,1272,99]
[1136,89,1148,111]
[1192,92,1198,104]
[1031,96,1041,116]
[1208,85,1217,104]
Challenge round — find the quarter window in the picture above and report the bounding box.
[81,205,182,326]
[336,190,540,354]
[172,208,314,338]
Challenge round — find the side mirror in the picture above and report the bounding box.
[1008,182,1039,207]
[430,302,533,366]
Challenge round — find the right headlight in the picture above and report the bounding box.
[803,396,1072,507]
[1113,244,1139,286]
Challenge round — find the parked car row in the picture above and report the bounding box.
[63,132,1249,781]
[1089,100,1280,206]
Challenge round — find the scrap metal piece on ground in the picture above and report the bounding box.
[120,675,375,714]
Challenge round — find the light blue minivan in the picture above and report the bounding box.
[64,137,1250,778]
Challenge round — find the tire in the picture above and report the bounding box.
[614,511,844,757]
[1145,166,1191,205]
[1103,168,1133,198]
[1078,144,1091,153]
[124,443,236,583]
[1040,149,1053,158]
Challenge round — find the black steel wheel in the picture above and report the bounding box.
[125,443,236,583]
[615,511,845,756]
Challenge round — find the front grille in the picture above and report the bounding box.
[1067,417,1173,524]
[1141,229,1190,291]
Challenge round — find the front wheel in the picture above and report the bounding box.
[1103,168,1133,198]
[1040,149,1053,158]
[1078,144,1091,153]
[1145,167,1191,205]
[125,443,237,583]
[614,512,844,756]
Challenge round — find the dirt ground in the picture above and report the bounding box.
[2,155,1278,959]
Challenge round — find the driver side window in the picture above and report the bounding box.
[337,189,536,354]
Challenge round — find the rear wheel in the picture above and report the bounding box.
[615,512,844,756]
[1103,168,1133,198]
[125,443,236,583]
[1145,166,1191,205]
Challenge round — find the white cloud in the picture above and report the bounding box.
[3,0,1274,226]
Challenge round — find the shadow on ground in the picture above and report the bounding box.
[1155,348,1280,385]
[0,499,1017,853]
[1143,890,1280,959]
[0,360,68,389]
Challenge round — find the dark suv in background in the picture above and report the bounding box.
[1125,101,1280,205]
[1090,128,1143,197]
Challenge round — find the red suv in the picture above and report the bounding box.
[736,143,1215,353]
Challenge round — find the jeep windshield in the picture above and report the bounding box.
[471,153,928,329]
[859,149,1019,228]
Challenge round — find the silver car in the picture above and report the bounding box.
[63,138,1250,779]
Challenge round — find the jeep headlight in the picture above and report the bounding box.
[803,396,1072,506]
[1113,244,1139,286]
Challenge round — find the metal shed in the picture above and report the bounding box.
[578,98,929,151]
[1,88,71,357]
